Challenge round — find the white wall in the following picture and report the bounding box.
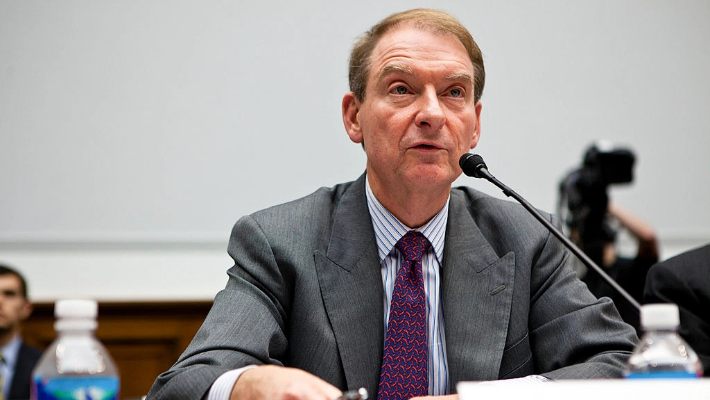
[1,0,709,302]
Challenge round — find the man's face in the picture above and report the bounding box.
[0,274,31,334]
[343,25,482,196]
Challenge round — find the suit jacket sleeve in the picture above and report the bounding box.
[521,213,638,379]
[529,218,637,379]
[147,214,283,400]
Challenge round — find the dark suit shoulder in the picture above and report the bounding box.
[651,244,710,273]
[646,245,710,298]
[645,244,710,309]
[19,341,42,360]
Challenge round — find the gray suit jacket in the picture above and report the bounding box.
[148,174,637,400]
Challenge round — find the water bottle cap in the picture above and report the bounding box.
[54,299,98,331]
[640,303,680,330]
[55,299,98,319]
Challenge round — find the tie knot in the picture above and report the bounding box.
[395,230,431,262]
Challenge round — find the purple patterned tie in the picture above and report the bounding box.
[377,230,430,400]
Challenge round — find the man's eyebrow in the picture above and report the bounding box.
[445,72,474,84]
[376,64,415,83]
[376,65,474,85]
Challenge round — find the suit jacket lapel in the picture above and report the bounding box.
[315,174,384,395]
[443,190,516,386]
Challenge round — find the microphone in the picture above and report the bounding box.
[459,153,489,179]
[458,153,641,311]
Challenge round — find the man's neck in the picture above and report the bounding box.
[0,328,18,348]
[367,175,450,228]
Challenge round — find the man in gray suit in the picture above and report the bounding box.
[148,8,637,400]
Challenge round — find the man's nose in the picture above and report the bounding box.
[414,89,446,131]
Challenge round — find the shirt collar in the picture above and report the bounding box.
[365,176,448,263]
[1,334,22,368]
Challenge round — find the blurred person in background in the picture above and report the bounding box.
[558,143,659,334]
[644,244,710,376]
[0,264,42,400]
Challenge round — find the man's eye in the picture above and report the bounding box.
[450,88,463,98]
[394,86,408,95]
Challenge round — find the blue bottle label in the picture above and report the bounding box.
[33,376,120,400]
[625,371,699,379]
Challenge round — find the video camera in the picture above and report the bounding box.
[558,143,636,247]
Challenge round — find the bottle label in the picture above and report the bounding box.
[625,371,699,379]
[33,376,119,400]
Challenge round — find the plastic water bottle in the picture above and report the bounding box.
[624,303,703,379]
[31,299,120,400]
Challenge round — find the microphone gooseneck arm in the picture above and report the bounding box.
[459,153,641,311]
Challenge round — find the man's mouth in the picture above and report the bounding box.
[412,142,441,150]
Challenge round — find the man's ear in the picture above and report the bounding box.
[20,300,32,321]
[342,92,363,144]
[469,101,483,149]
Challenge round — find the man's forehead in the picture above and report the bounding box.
[374,26,456,51]
[369,33,474,86]
[0,274,22,288]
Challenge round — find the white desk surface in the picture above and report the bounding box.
[458,379,710,400]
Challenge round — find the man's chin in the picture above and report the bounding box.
[404,166,457,188]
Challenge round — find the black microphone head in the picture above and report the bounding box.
[459,153,487,178]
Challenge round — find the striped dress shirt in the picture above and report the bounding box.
[365,178,450,396]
